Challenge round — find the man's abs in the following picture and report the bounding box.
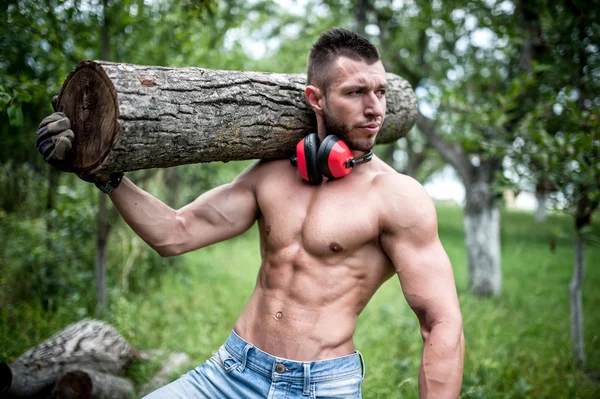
[233,246,393,361]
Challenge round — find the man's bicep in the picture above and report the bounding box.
[388,237,461,327]
[380,192,461,330]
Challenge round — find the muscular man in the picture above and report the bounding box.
[37,28,464,398]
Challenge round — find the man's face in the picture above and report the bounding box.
[321,57,388,152]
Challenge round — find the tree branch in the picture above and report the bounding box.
[416,111,473,185]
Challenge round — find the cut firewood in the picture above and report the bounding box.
[0,319,136,397]
[51,369,134,399]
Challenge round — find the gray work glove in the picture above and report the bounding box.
[35,98,124,193]
[36,98,75,171]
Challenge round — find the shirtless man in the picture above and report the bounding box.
[37,28,464,398]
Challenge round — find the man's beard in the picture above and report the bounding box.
[323,112,375,152]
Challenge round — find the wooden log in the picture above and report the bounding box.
[51,369,134,399]
[55,60,417,175]
[0,319,137,397]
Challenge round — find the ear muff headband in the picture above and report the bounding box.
[292,134,372,184]
[318,135,353,179]
[294,139,309,181]
[304,134,322,185]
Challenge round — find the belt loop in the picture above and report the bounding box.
[357,350,366,380]
[237,343,253,372]
[303,362,310,395]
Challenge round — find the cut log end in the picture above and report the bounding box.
[57,60,119,174]
[52,371,93,399]
[0,362,12,394]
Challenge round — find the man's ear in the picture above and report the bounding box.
[305,85,324,116]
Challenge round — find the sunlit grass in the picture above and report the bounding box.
[1,205,598,398]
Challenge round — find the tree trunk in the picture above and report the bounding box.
[54,60,417,175]
[569,188,597,368]
[534,190,548,223]
[417,113,503,296]
[463,163,502,297]
[0,320,136,397]
[570,230,585,367]
[354,0,370,36]
[95,193,109,315]
[402,135,427,179]
[92,0,110,316]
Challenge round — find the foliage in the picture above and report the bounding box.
[0,172,97,308]
[1,0,599,390]
[2,206,598,397]
[509,2,600,220]
[0,0,266,311]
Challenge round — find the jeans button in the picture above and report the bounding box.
[275,363,286,373]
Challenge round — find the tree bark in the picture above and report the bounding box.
[54,60,417,175]
[354,0,370,36]
[95,193,109,315]
[464,195,501,297]
[463,160,502,297]
[403,136,427,179]
[534,190,548,223]
[93,0,111,317]
[0,320,136,396]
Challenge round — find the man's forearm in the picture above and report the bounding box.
[109,177,181,256]
[418,322,465,399]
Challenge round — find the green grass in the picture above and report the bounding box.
[1,205,599,398]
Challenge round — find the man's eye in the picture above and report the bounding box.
[377,89,387,96]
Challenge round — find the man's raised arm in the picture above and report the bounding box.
[36,110,260,258]
[109,163,260,257]
[378,174,465,399]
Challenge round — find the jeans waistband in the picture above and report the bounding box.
[224,330,365,384]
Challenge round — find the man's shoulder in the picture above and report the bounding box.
[371,167,437,232]
[372,167,429,202]
[236,158,297,192]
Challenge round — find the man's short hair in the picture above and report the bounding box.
[307,28,380,93]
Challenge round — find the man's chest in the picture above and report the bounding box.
[256,172,381,257]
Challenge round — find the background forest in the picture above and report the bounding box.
[1,0,599,397]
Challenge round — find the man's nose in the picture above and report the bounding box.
[364,92,384,118]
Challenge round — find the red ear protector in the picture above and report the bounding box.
[290,134,373,185]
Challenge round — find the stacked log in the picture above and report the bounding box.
[0,319,187,399]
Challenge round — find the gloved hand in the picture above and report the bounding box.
[36,97,75,171]
[35,97,124,193]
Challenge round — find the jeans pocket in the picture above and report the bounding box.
[214,346,240,373]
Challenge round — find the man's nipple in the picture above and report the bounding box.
[329,242,344,253]
[266,225,271,236]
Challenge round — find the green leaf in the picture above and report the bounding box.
[7,104,24,127]
[0,92,11,109]
[15,91,32,103]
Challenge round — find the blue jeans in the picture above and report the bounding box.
[142,330,365,398]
